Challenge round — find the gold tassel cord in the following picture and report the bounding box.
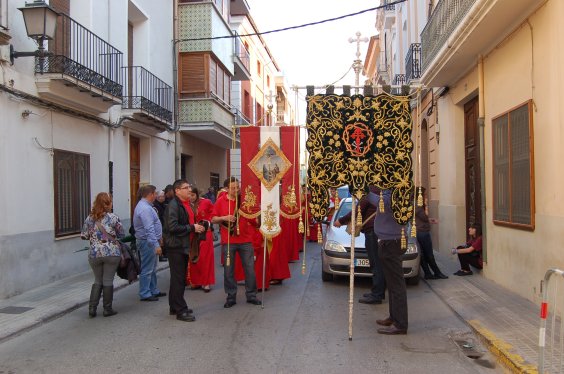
[379,191,385,213]
[417,187,423,207]
[317,223,323,243]
[401,227,407,250]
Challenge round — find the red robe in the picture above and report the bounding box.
[186,198,215,287]
[269,228,291,281]
[281,216,302,262]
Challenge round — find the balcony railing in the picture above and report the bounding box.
[233,32,250,71]
[232,108,250,126]
[39,13,123,97]
[405,43,422,82]
[122,66,173,123]
[421,0,476,72]
[394,74,406,85]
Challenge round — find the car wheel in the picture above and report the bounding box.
[405,276,420,286]
[321,270,333,282]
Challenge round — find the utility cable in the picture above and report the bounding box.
[176,0,407,42]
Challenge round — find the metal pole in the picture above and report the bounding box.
[348,32,368,94]
[348,197,357,340]
[261,236,267,309]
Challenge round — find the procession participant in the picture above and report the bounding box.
[218,178,230,265]
[133,185,165,302]
[211,177,261,308]
[334,186,386,304]
[163,179,205,322]
[269,220,291,285]
[234,222,271,291]
[368,189,409,335]
[186,186,215,292]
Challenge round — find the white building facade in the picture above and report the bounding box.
[0,0,175,299]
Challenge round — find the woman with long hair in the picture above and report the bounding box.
[81,192,125,317]
[186,186,215,292]
[452,223,483,276]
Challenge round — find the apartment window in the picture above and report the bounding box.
[54,150,91,237]
[179,52,231,104]
[492,100,534,229]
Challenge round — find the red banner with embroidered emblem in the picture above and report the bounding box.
[279,126,301,218]
[239,127,262,219]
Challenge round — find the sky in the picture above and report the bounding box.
[245,0,381,125]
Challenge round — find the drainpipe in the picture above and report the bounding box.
[478,55,487,261]
[173,0,181,179]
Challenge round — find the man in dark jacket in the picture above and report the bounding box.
[163,179,205,322]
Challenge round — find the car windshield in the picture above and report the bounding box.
[335,201,352,221]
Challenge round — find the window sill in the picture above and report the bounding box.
[492,220,535,231]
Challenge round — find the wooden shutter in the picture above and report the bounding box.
[179,53,207,98]
[209,59,217,95]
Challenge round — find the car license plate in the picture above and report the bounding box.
[354,258,370,267]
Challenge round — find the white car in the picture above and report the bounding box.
[321,197,421,285]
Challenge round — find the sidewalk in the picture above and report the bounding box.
[429,251,541,373]
[0,246,545,372]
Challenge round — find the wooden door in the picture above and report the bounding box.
[130,136,140,219]
[464,97,481,228]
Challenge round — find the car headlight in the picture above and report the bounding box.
[405,243,418,255]
[324,240,347,253]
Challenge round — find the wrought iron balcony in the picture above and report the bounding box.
[122,66,172,125]
[232,31,250,81]
[420,0,476,72]
[405,43,421,82]
[38,13,123,98]
[232,107,250,126]
[394,74,406,85]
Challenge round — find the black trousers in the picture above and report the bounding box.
[378,239,408,330]
[458,252,482,271]
[365,231,386,299]
[167,249,189,315]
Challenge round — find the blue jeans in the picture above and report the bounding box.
[137,239,160,299]
[223,243,257,301]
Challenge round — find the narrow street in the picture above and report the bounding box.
[0,243,500,373]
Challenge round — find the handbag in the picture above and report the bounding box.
[345,211,377,237]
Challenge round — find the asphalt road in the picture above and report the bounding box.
[0,243,501,373]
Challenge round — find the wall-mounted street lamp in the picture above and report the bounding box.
[10,0,59,65]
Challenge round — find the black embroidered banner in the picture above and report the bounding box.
[306,94,413,225]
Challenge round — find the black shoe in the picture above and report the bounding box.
[246,299,262,305]
[435,273,449,279]
[153,292,167,297]
[170,308,193,315]
[359,296,383,304]
[224,300,236,308]
[377,325,407,335]
[141,296,159,301]
[159,256,168,262]
[176,312,196,322]
[454,270,473,276]
[424,274,437,280]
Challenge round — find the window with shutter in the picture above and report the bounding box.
[179,53,207,98]
[492,101,534,230]
[54,150,91,237]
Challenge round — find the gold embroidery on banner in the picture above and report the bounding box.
[282,185,298,213]
[306,94,414,225]
[241,185,257,211]
[263,203,277,231]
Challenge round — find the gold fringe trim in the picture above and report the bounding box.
[280,211,302,219]
[239,210,261,219]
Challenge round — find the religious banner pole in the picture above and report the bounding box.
[261,237,267,309]
[348,196,357,340]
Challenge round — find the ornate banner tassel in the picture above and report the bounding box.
[226,247,231,267]
[356,205,362,226]
[298,216,305,234]
[411,217,417,237]
[317,223,323,243]
[417,187,423,207]
[401,228,407,249]
[379,191,385,212]
[334,194,340,210]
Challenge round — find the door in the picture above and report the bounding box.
[464,97,481,229]
[130,136,140,219]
